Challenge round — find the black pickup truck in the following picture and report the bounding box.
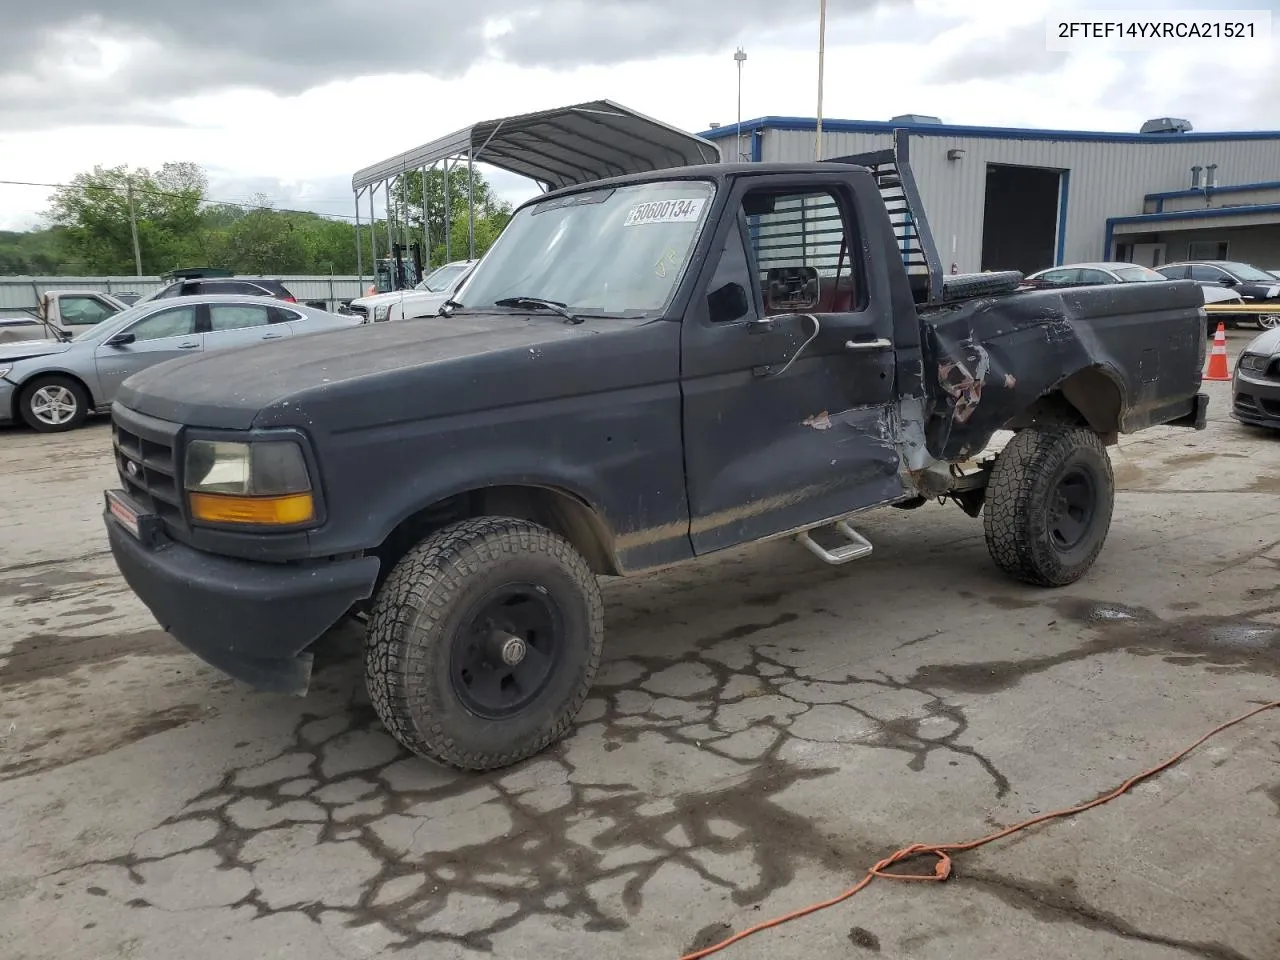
[103,132,1209,771]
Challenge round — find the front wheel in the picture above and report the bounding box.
[1258,313,1280,330]
[365,516,604,771]
[19,375,89,433]
[983,425,1115,587]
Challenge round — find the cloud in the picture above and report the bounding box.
[927,21,1070,82]
[0,0,907,131]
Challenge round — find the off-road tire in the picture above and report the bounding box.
[983,425,1115,587]
[365,516,604,771]
[19,374,89,433]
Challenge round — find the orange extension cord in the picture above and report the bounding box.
[679,698,1280,960]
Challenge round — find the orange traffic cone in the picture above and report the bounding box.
[1205,321,1231,381]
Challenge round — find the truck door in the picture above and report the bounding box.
[680,175,908,554]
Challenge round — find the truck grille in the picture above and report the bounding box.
[111,406,186,528]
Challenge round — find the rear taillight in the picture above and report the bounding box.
[284,296,297,303]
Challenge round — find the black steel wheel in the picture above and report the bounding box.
[450,584,563,721]
[983,425,1115,587]
[365,516,604,771]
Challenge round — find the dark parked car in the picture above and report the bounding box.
[138,277,297,305]
[102,139,1208,772]
[1232,325,1280,429]
[1157,261,1280,328]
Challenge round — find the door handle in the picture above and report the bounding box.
[845,338,893,351]
[178,342,200,349]
[261,333,283,339]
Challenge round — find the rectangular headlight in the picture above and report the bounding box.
[184,439,314,526]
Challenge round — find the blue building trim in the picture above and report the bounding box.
[1144,180,1280,202]
[1104,203,1280,259]
[698,116,1280,146]
[751,129,762,163]
[1055,169,1070,266]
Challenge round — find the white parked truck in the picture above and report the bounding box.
[0,290,130,344]
[346,260,476,323]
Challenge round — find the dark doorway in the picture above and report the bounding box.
[981,164,1063,274]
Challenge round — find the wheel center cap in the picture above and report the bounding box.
[499,635,527,666]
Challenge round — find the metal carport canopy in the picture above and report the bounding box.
[350,99,722,193]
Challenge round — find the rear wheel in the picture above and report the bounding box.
[365,516,604,770]
[983,426,1115,587]
[1258,313,1280,330]
[19,375,89,433]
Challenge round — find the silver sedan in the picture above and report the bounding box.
[0,295,362,433]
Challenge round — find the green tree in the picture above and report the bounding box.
[45,162,207,274]
[214,196,309,274]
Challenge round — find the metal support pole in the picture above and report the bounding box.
[385,178,394,268]
[444,159,452,261]
[734,48,747,162]
[369,184,378,285]
[422,164,430,273]
[354,188,364,286]
[816,0,827,160]
[467,151,475,260]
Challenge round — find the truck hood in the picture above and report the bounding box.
[350,290,408,310]
[0,339,72,362]
[115,311,618,430]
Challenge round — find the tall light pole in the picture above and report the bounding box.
[816,0,827,160]
[734,47,747,162]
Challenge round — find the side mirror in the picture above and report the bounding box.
[1219,276,1237,286]
[106,332,135,347]
[707,282,750,325]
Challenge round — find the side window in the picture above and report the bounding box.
[1189,265,1225,282]
[153,282,182,299]
[209,304,271,332]
[128,306,197,342]
[1157,265,1186,280]
[704,221,760,324]
[60,296,116,325]
[202,281,248,295]
[743,187,863,315]
[267,306,301,324]
[1037,269,1073,285]
[1078,269,1112,285]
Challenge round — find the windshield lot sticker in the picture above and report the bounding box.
[623,198,706,227]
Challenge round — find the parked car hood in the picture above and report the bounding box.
[0,339,73,362]
[1201,286,1243,304]
[115,311,625,430]
[1245,326,1280,356]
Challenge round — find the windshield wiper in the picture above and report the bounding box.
[493,296,583,325]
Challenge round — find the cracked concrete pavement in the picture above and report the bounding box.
[1,330,1278,960]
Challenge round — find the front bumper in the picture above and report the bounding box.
[0,379,16,424]
[1232,370,1280,429]
[104,489,380,694]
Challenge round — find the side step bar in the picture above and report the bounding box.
[796,520,874,565]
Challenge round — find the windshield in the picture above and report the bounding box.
[1113,265,1165,282]
[1220,262,1276,282]
[455,180,717,317]
[416,263,469,292]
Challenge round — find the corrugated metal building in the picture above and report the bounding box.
[698,116,1280,275]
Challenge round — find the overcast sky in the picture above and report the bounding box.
[1,0,1276,230]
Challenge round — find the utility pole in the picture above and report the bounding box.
[734,47,748,162]
[126,175,143,276]
[816,0,827,160]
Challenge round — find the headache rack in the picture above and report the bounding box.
[825,129,1023,306]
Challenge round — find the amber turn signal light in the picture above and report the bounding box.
[188,491,315,526]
